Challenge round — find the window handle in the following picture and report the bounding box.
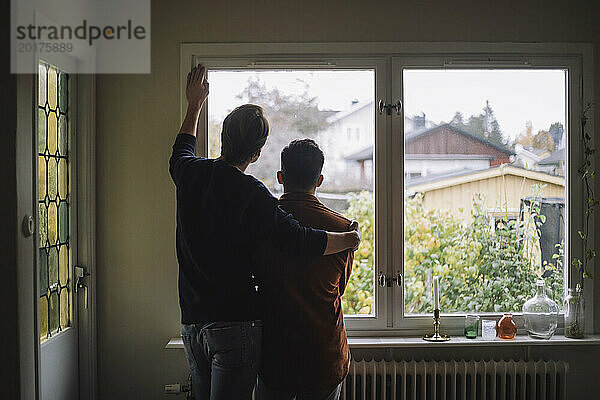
[378,271,402,287]
[378,99,402,116]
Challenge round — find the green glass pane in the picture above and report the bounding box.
[38,108,47,154]
[38,156,46,201]
[49,291,59,334]
[60,289,70,330]
[48,66,57,111]
[59,72,67,113]
[38,63,47,107]
[58,158,67,200]
[58,201,68,243]
[39,248,48,296]
[59,245,69,286]
[58,114,67,156]
[48,158,57,201]
[48,112,57,156]
[48,246,58,288]
[38,203,47,246]
[40,296,49,340]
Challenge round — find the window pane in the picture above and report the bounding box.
[207,70,376,315]
[403,69,566,314]
[38,61,71,342]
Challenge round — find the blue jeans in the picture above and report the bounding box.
[255,375,343,400]
[182,321,262,400]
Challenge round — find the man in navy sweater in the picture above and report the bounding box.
[170,65,361,400]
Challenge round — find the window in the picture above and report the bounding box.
[185,45,588,333]
[402,69,567,315]
[206,69,378,319]
[38,61,72,341]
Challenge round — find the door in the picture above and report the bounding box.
[36,57,80,400]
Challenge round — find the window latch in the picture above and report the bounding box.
[378,99,402,116]
[378,271,402,287]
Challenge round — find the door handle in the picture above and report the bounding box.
[75,266,90,309]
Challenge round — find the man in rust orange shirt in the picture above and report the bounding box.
[256,139,356,400]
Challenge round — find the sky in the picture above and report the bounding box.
[207,68,566,142]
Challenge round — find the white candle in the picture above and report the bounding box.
[433,276,440,310]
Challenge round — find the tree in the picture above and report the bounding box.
[234,77,330,188]
[548,122,564,150]
[532,130,555,152]
[515,121,535,147]
[450,101,506,146]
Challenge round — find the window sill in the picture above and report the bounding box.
[165,334,600,350]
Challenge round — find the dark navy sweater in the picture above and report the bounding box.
[170,134,328,324]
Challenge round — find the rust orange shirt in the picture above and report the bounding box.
[257,192,354,391]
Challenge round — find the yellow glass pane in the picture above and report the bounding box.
[48,112,57,155]
[49,291,59,334]
[38,156,46,201]
[48,202,57,245]
[38,203,47,246]
[48,158,57,201]
[59,245,69,286]
[38,63,47,107]
[38,108,47,154]
[40,296,49,340]
[48,66,57,110]
[60,289,70,330]
[58,158,67,200]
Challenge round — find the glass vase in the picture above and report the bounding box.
[564,287,585,338]
[523,279,559,339]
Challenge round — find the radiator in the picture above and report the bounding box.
[342,360,569,400]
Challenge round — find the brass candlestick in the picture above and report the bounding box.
[423,309,450,342]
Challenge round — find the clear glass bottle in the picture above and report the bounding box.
[523,279,559,339]
[564,287,585,338]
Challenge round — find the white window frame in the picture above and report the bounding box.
[180,42,594,336]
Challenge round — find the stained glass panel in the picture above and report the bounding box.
[38,203,47,246]
[59,245,69,286]
[60,289,70,330]
[39,248,48,296]
[48,158,57,201]
[38,63,47,107]
[48,202,57,245]
[38,156,46,201]
[40,297,48,339]
[38,109,47,154]
[48,246,58,288]
[58,115,67,156]
[38,61,71,342]
[58,201,68,243]
[48,112,57,156]
[48,66,57,111]
[58,159,67,200]
[49,291,59,333]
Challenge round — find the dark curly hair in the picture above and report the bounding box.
[280,139,325,191]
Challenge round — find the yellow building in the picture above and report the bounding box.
[406,165,565,221]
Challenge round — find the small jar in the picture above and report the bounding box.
[464,315,480,339]
[497,313,517,340]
